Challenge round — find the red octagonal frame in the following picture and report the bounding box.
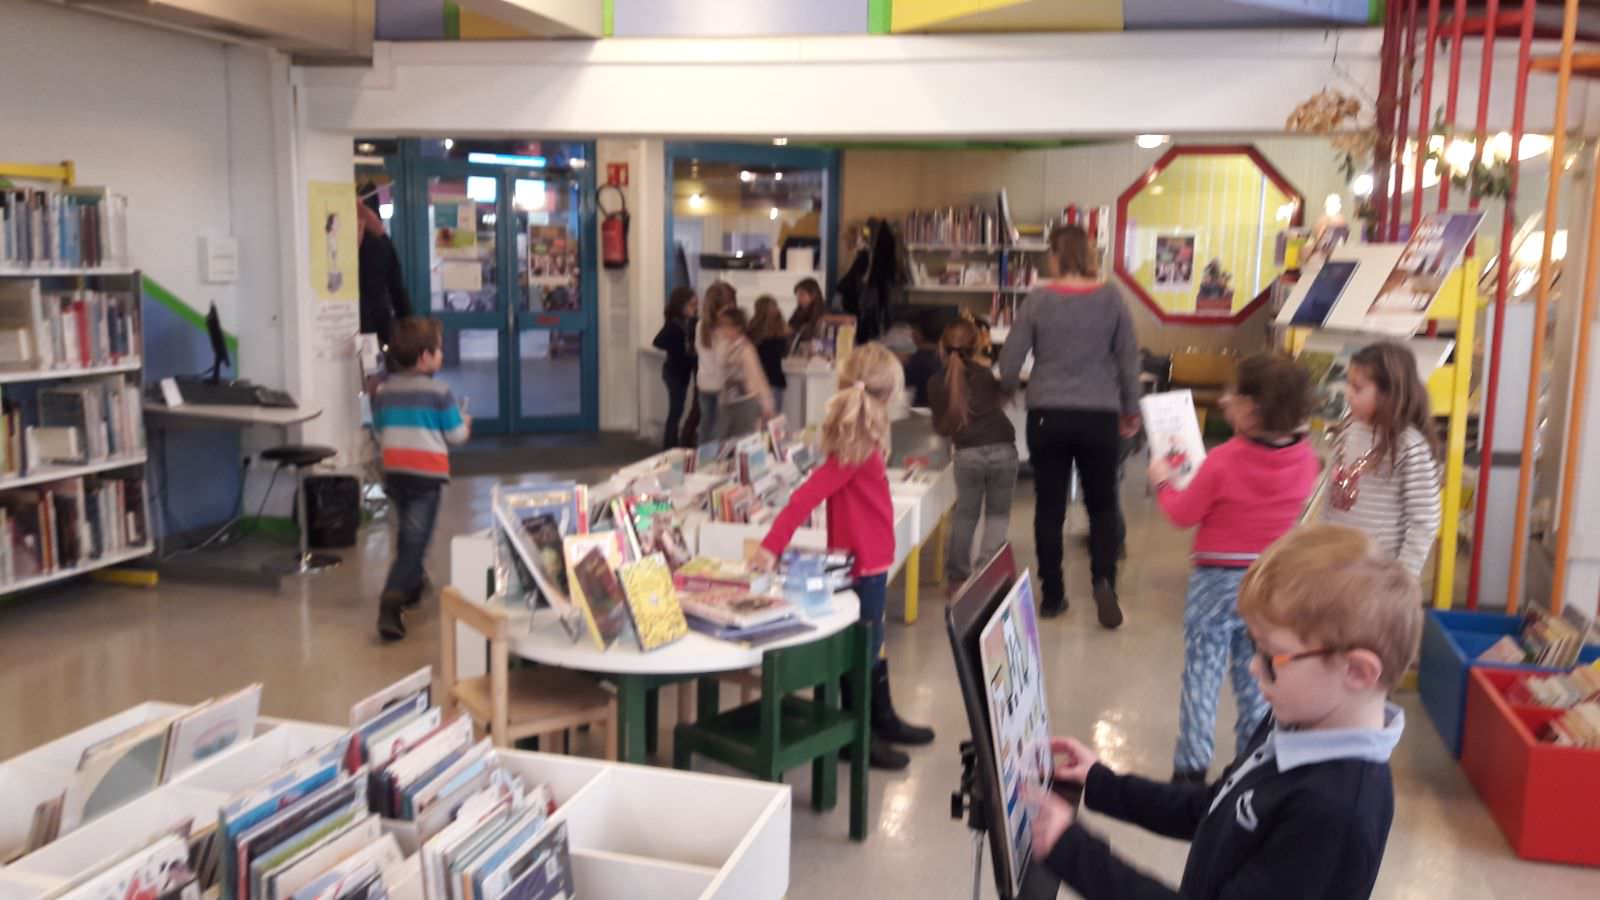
[1113,145,1305,326]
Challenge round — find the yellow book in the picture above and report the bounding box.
[619,554,689,651]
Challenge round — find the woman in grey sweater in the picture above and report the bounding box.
[998,225,1141,627]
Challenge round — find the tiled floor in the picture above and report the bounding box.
[2,463,1597,898]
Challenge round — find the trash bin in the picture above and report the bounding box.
[304,474,360,549]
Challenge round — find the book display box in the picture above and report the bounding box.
[1420,610,1600,758]
[1460,669,1600,867]
[0,703,791,899]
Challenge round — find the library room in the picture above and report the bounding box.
[2,1,1600,898]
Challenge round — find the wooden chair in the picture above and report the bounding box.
[673,624,872,840]
[1168,349,1238,430]
[440,587,618,759]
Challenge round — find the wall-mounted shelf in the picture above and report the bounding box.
[0,359,144,385]
[0,268,138,279]
[906,243,1048,254]
[0,544,154,595]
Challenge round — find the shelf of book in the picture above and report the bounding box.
[0,268,137,280]
[905,243,1050,254]
[0,543,153,595]
[0,360,142,385]
[0,455,145,491]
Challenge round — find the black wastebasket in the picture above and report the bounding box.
[304,475,360,549]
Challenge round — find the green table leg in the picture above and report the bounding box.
[618,676,649,764]
[645,686,661,756]
[697,676,722,722]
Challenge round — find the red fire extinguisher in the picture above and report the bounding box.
[598,184,629,269]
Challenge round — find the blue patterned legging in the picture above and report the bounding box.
[1174,566,1270,774]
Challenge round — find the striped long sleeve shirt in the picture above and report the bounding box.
[1322,422,1441,576]
[371,372,469,480]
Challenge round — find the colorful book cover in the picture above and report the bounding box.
[618,554,689,651]
[562,532,625,642]
[1138,389,1207,490]
[162,683,262,783]
[625,493,691,569]
[570,547,631,650]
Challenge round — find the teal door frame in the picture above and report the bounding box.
[389,140,600,434]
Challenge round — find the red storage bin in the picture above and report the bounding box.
[1459,667,1600,866]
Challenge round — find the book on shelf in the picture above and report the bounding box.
[618,553,689,651]
[0,474,149,584]
[0,184,129,270]
[0,282,142,372]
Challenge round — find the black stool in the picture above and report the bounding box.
[261,444,341,576]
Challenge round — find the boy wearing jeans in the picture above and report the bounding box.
[1031,525,1421,900]
[371,318,470,641]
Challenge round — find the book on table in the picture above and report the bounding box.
[570,545,632,650]
[618,553,689,651]
[678,586,797,630]
[559,530,626,642]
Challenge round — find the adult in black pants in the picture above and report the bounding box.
[998,225,1141,627]
[653,287,698,449]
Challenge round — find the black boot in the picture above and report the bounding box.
[1040,594,1068,618]
[838,675,909,769]
[1093,578,1123,630]
[871,661,935,746]
[377,592,407,642]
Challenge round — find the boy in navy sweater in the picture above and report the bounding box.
[1031,524,1421,900]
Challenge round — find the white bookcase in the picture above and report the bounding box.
[0,268,152,595]
[0,704,791,900]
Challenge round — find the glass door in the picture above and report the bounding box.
[510,173,596,431]
[421,166,509,433]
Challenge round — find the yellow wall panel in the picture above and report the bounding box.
[460,8,534,37]
[894,0,1121,33]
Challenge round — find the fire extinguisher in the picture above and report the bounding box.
[598,184,629,270]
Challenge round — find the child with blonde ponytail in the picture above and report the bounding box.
[750,342,934,770]
[928,319,1018,587]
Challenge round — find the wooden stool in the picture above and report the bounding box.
[440,587,618,759]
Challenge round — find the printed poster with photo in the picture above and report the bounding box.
[1362,210,1486,336]
[978,570,1052,897]
[1154,233,1196,290]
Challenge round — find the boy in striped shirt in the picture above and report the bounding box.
[371,317,470,641]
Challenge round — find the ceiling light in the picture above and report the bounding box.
[688,193,705,210]
[1350,173,1375,197]
[740,170,755,183]
[1149,185,1165,195]
[569,159,587,169]
[774,172,784,182]
[769,207,780,220]
[357,142,376,154]
[443,138,455,151]
[1136,134,1169,150]
[772,138,789,146]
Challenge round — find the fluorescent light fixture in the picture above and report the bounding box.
[740,170,755,183]
[772,137,789,146]
[774,172,784,182]
[467,152,547,168]
[769,207,780,220]
[688,192,705,210]
[467,176,497,203]
[1136,134,1169,149]
[1351,173,1375,196]
[379,203,394,220]
[514,180,547,212]
[443,138,454,150]
[570,159,587,169]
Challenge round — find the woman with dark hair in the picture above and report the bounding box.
[696,281,739,442]
[749,295,791,412]
[653,287,698,449]
[998,225,1141,628]
[789,277,826,350]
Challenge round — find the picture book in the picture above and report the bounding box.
[1361,209,1486,336]
[977,571,1052,896]
[349,666,432,728]
[559,531,625,640]
[163,683,262,782]
[570,546,632,650]
[499,820,574,900]
[73,713,177,824]
[54,833,196,900]
[686,615,817,648]
[618,554,690,651]
[493,484,588,605]
[1139,389,1207,490]
[623,493,691,568]
[764,414,789,458]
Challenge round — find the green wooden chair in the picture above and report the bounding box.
[672,623,872,840]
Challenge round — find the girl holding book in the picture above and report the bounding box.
[927,318,1017,587]
[1147,353,1319,782]
[695,281,738,443]
[749,343,934,770]
[1322,341,1442,577]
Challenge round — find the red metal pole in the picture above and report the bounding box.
[1373,0,1404,239]
[1413,0,1442,228]
[1391,0,1420,240]
[1440,0,1469,211]
[1469,0,1536,610]
[1468,0,1500,214]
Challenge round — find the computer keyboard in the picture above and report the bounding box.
[169,379,298,408]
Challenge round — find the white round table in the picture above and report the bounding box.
[509,593,861,762]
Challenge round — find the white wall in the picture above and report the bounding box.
[0,0,287,388]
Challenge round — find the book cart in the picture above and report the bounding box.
[0,702,791,899]
[0,161,153,597]
[1372,0,1600,867]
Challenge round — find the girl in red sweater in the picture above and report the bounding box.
[750,342,933,770]
[1148,353,1318,783]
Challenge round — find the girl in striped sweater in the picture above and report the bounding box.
[1323,342,1442,577]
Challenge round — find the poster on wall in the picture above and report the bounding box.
[1154,234,1196,290]
[306,181,360,360]
[307,181,359,303]
[529,225,580,311]
[1361,210,1486,336]
[433,200,478,252]
[978,571,1053,897]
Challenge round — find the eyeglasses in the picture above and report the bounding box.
[1259,647,1340,682]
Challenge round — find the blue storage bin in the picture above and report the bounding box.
[1419,609,1600,758]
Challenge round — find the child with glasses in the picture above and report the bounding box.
[1030,525,1421,900]
[1147,353,1319,783]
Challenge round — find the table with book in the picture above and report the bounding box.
[469,420,955,764]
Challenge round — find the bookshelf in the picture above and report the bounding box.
[0,360,142,385]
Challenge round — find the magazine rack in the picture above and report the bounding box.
[0,703,791,899]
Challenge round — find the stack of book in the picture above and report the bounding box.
[0,185,129,270]
[903,204,1000,247]
[1543,702,1600,748]
[0,474,150,583]
[679,586,811,647]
